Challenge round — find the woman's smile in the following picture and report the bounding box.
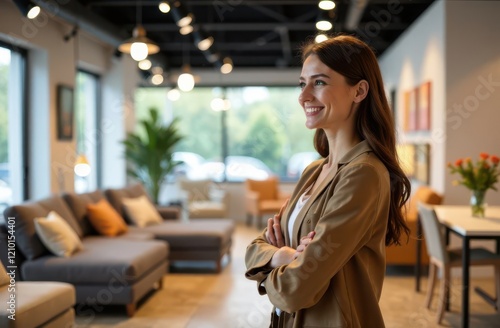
[305,106,324,116]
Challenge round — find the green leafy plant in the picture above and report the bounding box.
[123,108,183,204]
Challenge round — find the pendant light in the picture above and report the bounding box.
[118,1,159,61]
[177,42,195,92]
[178,65,195,92]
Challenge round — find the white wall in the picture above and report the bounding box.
[0,0,138,197]
[444,0,500,205]
[379,0,446,194]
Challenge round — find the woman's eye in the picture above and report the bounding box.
[299,82,306,89]
[315,80,326,86]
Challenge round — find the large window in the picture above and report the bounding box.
[74,70,100,192]
[0,43,27,217]
[135,87,318,182]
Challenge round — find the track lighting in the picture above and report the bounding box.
[318,1,336,10]
[220,57,233,74]
[159,1,171,13]
[195,29,214,51]
[315,34,328,43]
[13,0,40,19]
[171,1,193,27]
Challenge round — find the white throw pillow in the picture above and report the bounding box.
[0,263,10,287]
[122,195,163,228]
[34,211,84,257]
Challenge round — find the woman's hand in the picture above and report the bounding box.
[265,199,289,248]
[270,231,316,268]
[270,246,296,268]
[293,231,316,260]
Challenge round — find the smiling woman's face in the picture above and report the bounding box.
[298,54,358,132]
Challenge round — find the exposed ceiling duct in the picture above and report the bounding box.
[345,0,369,31]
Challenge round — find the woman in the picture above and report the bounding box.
[245,35,411,328]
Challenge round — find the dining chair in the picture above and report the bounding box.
[418,203,500,324]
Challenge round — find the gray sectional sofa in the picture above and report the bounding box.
[105,184,234,272]
[0,183,235,321]
[2,192,168,317]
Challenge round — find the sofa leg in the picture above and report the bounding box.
[126,303,136,317]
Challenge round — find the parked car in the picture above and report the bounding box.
[178,155,273,182]
[171,151,207,180]
[286,152,321,179]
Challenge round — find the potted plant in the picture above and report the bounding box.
[123,108,183,204]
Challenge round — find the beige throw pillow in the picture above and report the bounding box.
[122,195,163,227]
[34,211,84,257]
[0,263,10,287]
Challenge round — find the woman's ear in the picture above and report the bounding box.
[353,80,369,103]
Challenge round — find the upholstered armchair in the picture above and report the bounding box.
[178,178,229,219]
[385,186,443,266]
[245,177,289,229]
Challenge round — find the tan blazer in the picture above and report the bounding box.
[245,141,390,328]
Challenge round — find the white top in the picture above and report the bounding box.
[434,205,500,237]
[288,185,313,245]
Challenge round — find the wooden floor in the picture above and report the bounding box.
[75,223,500,328]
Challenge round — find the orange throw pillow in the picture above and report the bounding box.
[87,199,128,236]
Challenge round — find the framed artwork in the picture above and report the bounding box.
[57,84,74,140]
[396,143,415,178]
[404,87,418,131]
[414,143,430,185]
[418,81,431,130]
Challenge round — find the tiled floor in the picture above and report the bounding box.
[75,223,500,328]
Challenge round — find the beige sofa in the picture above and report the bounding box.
[177,178,229,218]
[0,262,75,328]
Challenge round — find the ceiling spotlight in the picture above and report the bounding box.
[13,1,40,19]
[204,51,220,64]
[220,57,233,74]
[167,88,181,101]
[315,34,328,43]
[138,59,152,70]
[319,1,336,10]
[151,66,164,75]
[159,1,171,13]
[151,74,164,85]
[179,25,193,35]
[196,34,214,51]
[316,10,334,31]
[316,19,333,31]
[171,1,193,27]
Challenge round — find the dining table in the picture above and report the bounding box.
[414,205,500,328]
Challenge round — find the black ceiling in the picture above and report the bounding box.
[77,0,435,70]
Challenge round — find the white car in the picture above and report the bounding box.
[200,156,274,182]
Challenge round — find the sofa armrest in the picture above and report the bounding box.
[0,223,25,280]
[156,206,180,220]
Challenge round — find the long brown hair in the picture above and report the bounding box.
[303,35,410,246]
